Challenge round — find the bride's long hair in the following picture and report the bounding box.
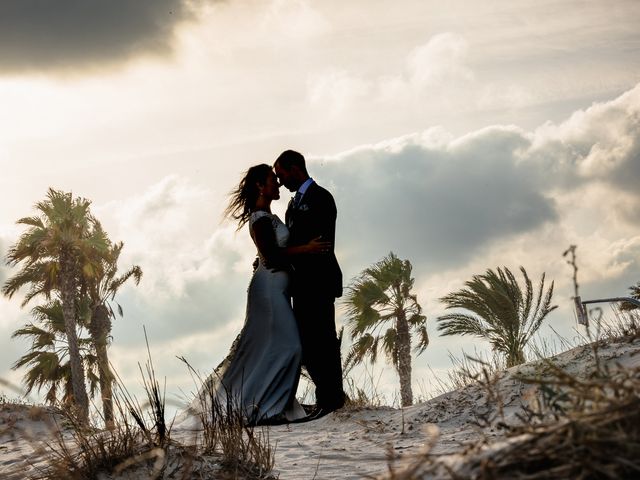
[224,163,272,229]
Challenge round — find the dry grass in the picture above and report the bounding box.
[383,310,640,479]
[178,356,277,479]
[26,332,276,479]
[436,350,505,397]
[37,334,173,479]
[40,401,162,479]
[343,368,388,409]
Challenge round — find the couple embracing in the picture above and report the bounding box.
[193,150,346,426]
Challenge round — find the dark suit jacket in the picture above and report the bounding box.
[286,182,343,299]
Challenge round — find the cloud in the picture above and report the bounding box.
[262,0,330,40]
[307,69,372,115]
[477,84,535,110]
[378,33,474,102]
[317,125,557,275]
[522,83,640,215]
[573,89,640,193]
[0,0,216,74]
[606,236,640,278]
[92,176,255,347]
[405,33,473,90]
[306,83,640,303]
[306,33,475,115]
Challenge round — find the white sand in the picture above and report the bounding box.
[2,336,638,479]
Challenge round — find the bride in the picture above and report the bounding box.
[182,164,330,426]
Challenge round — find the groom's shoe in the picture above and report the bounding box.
[307,407,332,421]
[307,403,343,421]
[300,403,317,415]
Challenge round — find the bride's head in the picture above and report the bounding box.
[225,164,278,228]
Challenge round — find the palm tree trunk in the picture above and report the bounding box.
[91,304,114,427]
[506,348,526,368]
[59,261,89,421]
[396,310,413,407]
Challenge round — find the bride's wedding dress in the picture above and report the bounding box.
[179,211,305,427]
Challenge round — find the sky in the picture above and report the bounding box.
[1,0,639,408]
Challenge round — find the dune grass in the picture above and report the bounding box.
[178,356,276,479]
[19,331,277,480]
[383,308,640,479]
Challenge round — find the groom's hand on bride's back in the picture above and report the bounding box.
[305,236,332,254]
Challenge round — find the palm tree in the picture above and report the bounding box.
[3,189,109,419]
[620,282,639,311]
[11,301,100,405]
[437,266,557,368]
[83,239,142,425]
[343,252,428,407]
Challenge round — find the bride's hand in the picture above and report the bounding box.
[305,236,332,254]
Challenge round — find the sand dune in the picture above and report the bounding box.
[2,336,638,479]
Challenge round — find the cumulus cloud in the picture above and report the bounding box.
[606,236,640,277]
[307,83,640,300]
[318,125,557,275]
[0,0,217,74]
[378,33,473,101]
[92,176,255,347]
[304,85,640,381]
[307,33,475,114]
[307,69,372,114]
[405,33,473,90]
[575,92,640,193]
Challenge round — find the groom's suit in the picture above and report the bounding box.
[286,181,345,410]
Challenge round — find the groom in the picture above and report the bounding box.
[274,150,346,419]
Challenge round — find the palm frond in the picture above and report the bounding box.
[438,266,556,367]
[382,327,398,365]
[437,312,488,337]
[414,325,429,355]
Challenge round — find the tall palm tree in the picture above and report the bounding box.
[343,252,428,407]
[437,266,557,368]
[11,301,100,405]
[3,189,109,419]
[83,239,142,425]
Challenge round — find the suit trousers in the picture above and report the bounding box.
[293,294,345,409]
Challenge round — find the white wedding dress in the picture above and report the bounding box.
[178,211,305,427]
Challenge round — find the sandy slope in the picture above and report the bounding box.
[2,337,638,479]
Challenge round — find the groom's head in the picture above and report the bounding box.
[274,149,309,192]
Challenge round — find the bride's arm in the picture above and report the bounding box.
[251,217,289,269]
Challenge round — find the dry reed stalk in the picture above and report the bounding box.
[178,356,277,479]
[35,331,176,479]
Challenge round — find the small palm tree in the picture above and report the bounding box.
[343,252,428,407]
[3,189,109,419]
[12,301,100,405]
[437,266,557,368]
[83,239,142,425]
[620,282,640,311]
